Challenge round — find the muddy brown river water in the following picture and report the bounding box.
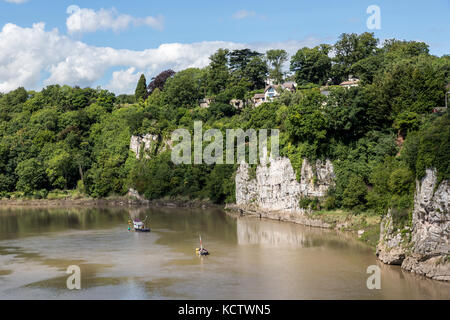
[0,206,449,299]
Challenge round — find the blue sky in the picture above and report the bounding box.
[0,0,449,93]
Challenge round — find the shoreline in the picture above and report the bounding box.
[0,197,220,209]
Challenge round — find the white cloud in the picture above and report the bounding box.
[0,22,324,94]
[105,68,141,94]
[232,10,256,20]
[3,0,28,3]
[66,5,164,34]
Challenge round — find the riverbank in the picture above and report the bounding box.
[225,204,381,249]
[0,194,219,209]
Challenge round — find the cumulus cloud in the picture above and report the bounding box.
[232,10,256,20]
[105,68,141,94]
[66,5,164,34]
[0,22,324,94]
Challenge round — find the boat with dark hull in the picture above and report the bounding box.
[196,235,209,255]
[129,217,151,233]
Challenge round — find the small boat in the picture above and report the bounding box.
[129,217,151,233]
[196,235,209,256]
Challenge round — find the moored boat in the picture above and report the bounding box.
[196,235,209,255]
[129,217,151,232]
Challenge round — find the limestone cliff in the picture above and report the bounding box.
[377,169,450,281]
[235,157,335,217]
[130,134,159,159]
[130,134,172,159]
[128,134,171,200]
[376,210,408,265]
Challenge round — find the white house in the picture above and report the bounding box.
[264,82,296,101]
[340,76,360,88]
[252,93,266,106]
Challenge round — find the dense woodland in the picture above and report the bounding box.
[0,32,449,225]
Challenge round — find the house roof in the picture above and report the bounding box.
[282,82,296,89]
[265,84,279,92]
[253,93,265,99]
[340,79,360,86]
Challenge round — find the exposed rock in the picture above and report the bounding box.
[129,134,172,199]
[376,210,407,265]
[377,169,450,280]
[127,188,148,202]
[402,255,450,281]
[130,134,159,159]
[410,169,449,257]
[300,158,335,198]
[400,169,450,281]
[235,157,335,219]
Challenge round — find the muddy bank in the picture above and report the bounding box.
[0,197,219,209]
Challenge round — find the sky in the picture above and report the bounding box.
[0,0,449,94]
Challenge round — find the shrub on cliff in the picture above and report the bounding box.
[342,175,368,211]
[402,111,449,183]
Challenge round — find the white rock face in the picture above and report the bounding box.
[300,158,336,198]
[236,157,335,214]
[376,210,407,265]
[401,169,450,280]
[130,134,159,159]
[410,169,449,256]
[377,169,450,280]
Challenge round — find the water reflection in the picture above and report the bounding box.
[0,206,448,300]
[237,216,372,252]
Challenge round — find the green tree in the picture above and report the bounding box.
[286,90,327,144]
[164,68,204,109]
[325,87,369,141]
[290,45,332,85]
[332,33,379,83]
[228,49,261,74]
[15,158,47,194]
[243,56,268,89]
[342,174,367,210]
[135,74,148,101]
[207,49,230,95]
[266,49,288,84]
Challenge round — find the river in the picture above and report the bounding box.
[0,206,448,300]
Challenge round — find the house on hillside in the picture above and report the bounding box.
[252,93,266,107]
[252,82,297,106]
[340,76,360,88]
[264,82,297,101]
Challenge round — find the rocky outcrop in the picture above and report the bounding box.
[130,134,173,160]
[409,170,449,257]
[127,188,148,202]
[235,157,335,217]
[130,134,159,159]
[377,169,450,281]
[402,169,450,280]
[376,211,408,265]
